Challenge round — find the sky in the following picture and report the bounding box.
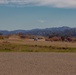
[0,0,76,30]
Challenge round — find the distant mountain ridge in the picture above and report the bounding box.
[0,26,76,37]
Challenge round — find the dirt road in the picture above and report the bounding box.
[0,53,76,75]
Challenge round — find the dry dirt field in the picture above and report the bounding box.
[0,53,76,75]
[1,39,76,48]
[7,39,76,48]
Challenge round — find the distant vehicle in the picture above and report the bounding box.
[34,38,38,41]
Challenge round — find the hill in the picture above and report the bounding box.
[0,26,76,37]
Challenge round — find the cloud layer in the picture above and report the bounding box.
[0,0,76,8]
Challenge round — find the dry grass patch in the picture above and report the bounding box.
[0,43,76,52]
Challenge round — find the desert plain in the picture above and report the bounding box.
[0,39,76,75]
[0,53,76,75]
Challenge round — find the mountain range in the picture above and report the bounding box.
[0,26,76,37]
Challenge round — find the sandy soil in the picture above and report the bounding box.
[0,53,76,75]
[1,39,76,48]
[9,40,76,48]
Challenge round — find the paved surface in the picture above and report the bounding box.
[0,53,76,75]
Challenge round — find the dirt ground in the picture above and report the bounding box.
[1,39,76,48]
[0,53,76,75]
[8,39,76,48]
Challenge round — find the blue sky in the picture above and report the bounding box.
[0,0,76,30]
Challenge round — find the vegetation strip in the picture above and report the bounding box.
[0,43,76,52]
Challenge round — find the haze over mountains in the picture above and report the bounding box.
[0,26,76,37]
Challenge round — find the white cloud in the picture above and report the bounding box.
[0,0,76,8]
[38,20,45,23]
